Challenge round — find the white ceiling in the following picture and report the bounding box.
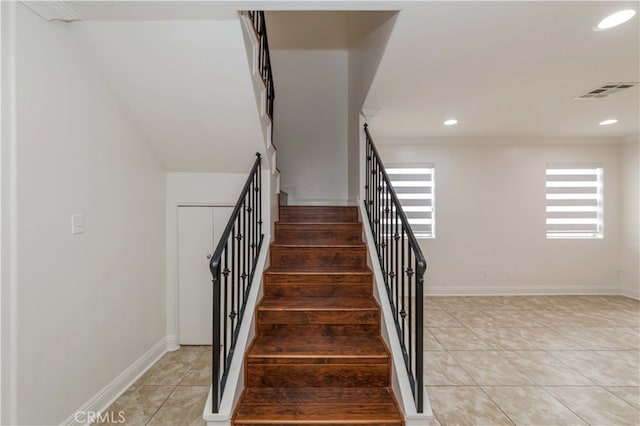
[364,1,639,141]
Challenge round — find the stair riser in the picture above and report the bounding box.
[270,246,367,269]
[236,422,400,426]
[264,283,372,298]
[257,310,379,326]
[235,423,400,426]
[257,323,379,336]
[275,223,363,245]
[246,364,390,387]
[264,272,372,285]
[279,207,359,224]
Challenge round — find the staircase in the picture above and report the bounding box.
[233,206,404,425]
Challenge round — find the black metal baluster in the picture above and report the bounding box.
[234,217,240,332]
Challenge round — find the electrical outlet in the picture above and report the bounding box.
[71,213,84,235]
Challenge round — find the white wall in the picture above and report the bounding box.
[6,5,166,424]
[619,137,640,299]
[70,18,265,173]
[347,12,397,200]
[376,141,621,295]
[267,12,349,205]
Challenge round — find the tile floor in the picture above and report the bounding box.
[425,295,640,426]
[98,295,640,425]
[95,345,212,425]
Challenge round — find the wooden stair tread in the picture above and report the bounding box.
[259,297,378,311]
[234,387,402,425]
[248,335,388,359]
[264,268,371,275]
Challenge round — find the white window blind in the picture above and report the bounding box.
[387,164,435,238]
[546,163,603,239]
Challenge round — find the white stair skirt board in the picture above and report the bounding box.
[61,338,168,426]
[203,240,269,425]
[358,201,434,426]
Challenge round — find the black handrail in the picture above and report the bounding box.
[247,11,275,120]
[209,153,263,413]
[363,124,425,413]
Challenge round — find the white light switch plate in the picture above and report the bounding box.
[71,213,84,234]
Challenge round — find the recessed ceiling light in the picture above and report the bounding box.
[444,119,458,126]
[595,9,636,30]
[599,119,618,126]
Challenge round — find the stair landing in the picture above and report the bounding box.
[233,205,403,425]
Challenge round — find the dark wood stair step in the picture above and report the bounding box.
[245,335,390,387]
[274,222,363,245]
[270,244,367,270]
[247,335,389,363]
[279,206,359,223]
[257,297,380,326]
[264,269,372,298]
[234,387,403,425]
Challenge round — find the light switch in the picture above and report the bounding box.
[71,213,84,235]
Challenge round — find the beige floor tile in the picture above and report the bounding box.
[147,386,209,426]
[425,297,445,311]
[179,368,212,386]
[511,326,586,350]
[94,385,174,425]
[425,310,463,327]
[544,386,640,426]
[555,326,640,350]
[548,350,640,386]
[459,297,512,311]
[425,329,446,351]
[190,348,212,371]
[483,386,587,426]
[448,311,500,328]
[487,311,546,328]
[429,412,443,426]
[488,296,539,311]
[424,351,476,386]
[600,350,640,371]
[429,327,492,350]
[499,351,593,386]
[450,351,535,385]
[434,297,479,311]
[167,346,207,363]
[426,386,514,426]
[605,386,640,409]
[137,358,192,386]
[469,328,543,350]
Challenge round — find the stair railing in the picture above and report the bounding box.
[209,153,263,413]
[247,11,275,120]
[363,124,425,413]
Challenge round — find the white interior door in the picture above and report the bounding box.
[178,206,233,345]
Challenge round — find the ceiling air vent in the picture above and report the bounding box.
[575,82,638,99]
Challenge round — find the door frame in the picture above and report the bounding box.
[167,202,234,351]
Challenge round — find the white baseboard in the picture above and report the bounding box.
[618,287,640,300]
[61,337,168,426]
[166,334,180,351]
[424,285,618,296]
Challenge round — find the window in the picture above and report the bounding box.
[387,164,435,238]
[546,163,603,239]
